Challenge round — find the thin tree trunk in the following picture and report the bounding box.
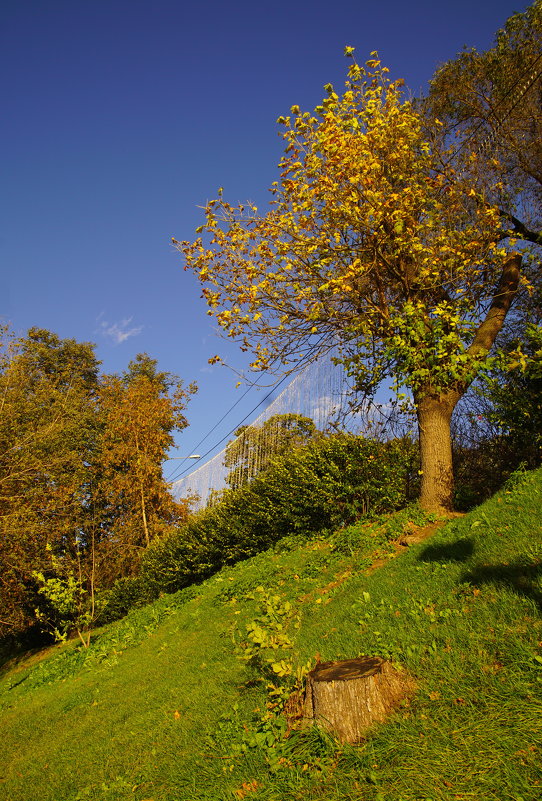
[135,432,151,547]
[140,481,150,547]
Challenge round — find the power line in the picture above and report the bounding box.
[164,379,261,482]
[165,371,289,483]
[167,370,294,484]
[167,336,334,484]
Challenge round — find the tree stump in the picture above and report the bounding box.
[302,656,413,744]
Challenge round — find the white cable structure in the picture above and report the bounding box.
[172,352,354,509]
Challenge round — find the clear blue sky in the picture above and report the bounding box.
[1,0,525,477]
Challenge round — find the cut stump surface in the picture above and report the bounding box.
[302,655,414,743]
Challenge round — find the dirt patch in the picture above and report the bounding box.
[368,514,463,573]
[309,514,463,600]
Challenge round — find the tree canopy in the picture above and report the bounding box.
[98,355,196,577]
[427,0,542,249]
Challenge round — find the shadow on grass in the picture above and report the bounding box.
[461,559,542,611]
[0,626,52,674]
[418,536,475,563]
[418,537,542,610]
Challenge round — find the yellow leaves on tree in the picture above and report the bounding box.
[177,55,505,382]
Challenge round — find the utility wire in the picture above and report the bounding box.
[164,379,260,482]
[167,369,295,484]
[167,336,332,484]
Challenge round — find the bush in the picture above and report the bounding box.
[139,434,418,598]
[139,526,217,595]
[98,576,155,624]
[451,322,542,510]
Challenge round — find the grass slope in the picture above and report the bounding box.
[0,469,541,800]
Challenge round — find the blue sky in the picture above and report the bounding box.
[1,0,525,479]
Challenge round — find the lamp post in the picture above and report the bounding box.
[164,454,201,487]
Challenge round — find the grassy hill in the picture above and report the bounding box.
[1,468,541,800]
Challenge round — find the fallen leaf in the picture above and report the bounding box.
[234,780,261,798]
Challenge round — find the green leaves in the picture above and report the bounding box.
[235,589,298,672]
[271,659,292,676]
[137,434,417,607]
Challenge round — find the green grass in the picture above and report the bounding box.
[0,470,541,800]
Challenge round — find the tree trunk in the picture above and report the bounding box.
[139,481,150,547]
[415,389,461,514]
[302,656,414,744]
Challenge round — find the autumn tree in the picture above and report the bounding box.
[176,51,524,513]
[0,328,100,637]
[97,354,196,579]
[224,413,317,489]
[426,2,542,482]
[0,332,196,643]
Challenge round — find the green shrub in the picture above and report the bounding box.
[98,576,155,624]
[139,527,216,595]
[138,434,417,599]
[332,522,374,556]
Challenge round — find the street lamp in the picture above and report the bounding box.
[165,454,201,460]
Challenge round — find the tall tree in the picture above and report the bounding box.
[176,52,521,513]
[0,328,100,637]
[97,354,196,579]
[426,1,542,493]
[427,1,542,249]
[0,334,196,642]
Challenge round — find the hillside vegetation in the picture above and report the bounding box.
[0,468,541,800]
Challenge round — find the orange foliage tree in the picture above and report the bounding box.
[0,334,196,641]
[176,52,523,512]
[97,354,196,578]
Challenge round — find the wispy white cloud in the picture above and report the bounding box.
[95,313,143,345]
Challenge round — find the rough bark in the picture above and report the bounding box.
[466,254,522,360]
[302,656,414,744]
[415,389,460,514]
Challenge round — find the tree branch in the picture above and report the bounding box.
[467,253,522,359]
[500,211,542,247]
